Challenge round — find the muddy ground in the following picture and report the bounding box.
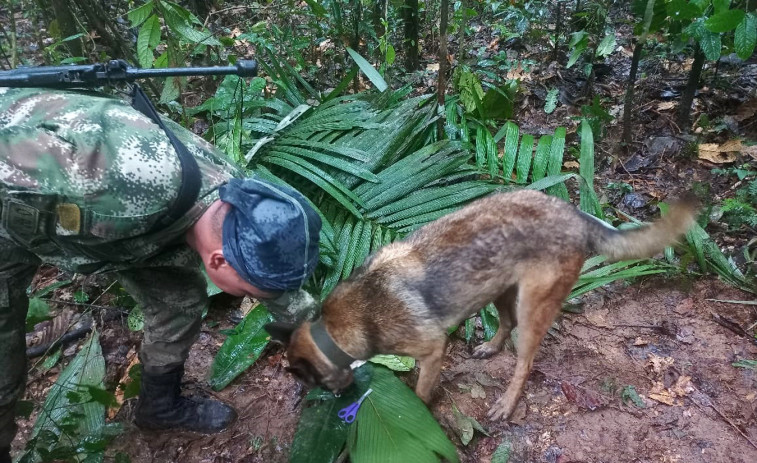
[11,274,757,463]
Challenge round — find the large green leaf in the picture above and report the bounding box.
[347,365,459,463]
[127,0,155,26]
[699,30,723,60]
[208,305,273,390]
[578,119,602,217]
[704,9,745,33]
[290,364,374,463]
[347,47,388,92]
[137,15,160,69]
[735,13,757,59]
[24,331,108,461]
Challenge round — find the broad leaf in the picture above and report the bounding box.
[347,365,459,463]
[369,355,415,371]
[26,331,107,460]
[346,47,388,92]
[705,9,745,33]
[596,33,617,57]
[699,30,723,61]
[137,15,160,69]
[544,88,558,114]
[127,0,154,26]
[291,365,374,463]
[735,13,757,59]
[26,297,51,332]
[208,305,273,390]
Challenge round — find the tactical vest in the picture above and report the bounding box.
[0,87,239,273]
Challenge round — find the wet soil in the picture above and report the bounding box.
[14,275,756,463]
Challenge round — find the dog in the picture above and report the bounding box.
[266,190,698,420]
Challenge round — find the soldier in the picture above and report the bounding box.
[0,87,321,462]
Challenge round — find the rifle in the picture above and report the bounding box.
[0,59,258,88]
[0,59,258,229]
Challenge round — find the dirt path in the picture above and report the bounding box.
[95,275,757,463]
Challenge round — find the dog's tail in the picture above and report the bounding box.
[583,196,699,261]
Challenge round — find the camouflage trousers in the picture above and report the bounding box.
[0,238,209,449]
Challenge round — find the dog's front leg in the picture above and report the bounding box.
[414,338,447,404]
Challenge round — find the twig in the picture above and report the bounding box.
[710,312,757,345]
[706,299,757,306]
[677,363,757,451]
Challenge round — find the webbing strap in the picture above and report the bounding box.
[130,85,201,230]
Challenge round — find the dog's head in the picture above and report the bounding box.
[265,321,354,394]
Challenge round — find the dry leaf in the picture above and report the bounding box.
[698,143,737,164]
[647,354,675,375]
[734,97,757,121]
[563,161,580,169]
[743,144,757,160]
[719,139,743,152]
[470,383,486,399]
[426,63,440,72]
[109,349,139,419]
[634,337,648,346]
[657,101,676,111]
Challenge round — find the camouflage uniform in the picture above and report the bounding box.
[0,87,316,449]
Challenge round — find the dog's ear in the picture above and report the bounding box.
[264,322,297,345]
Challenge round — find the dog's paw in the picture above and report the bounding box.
[471,342,501,359]
[487,397,515,422]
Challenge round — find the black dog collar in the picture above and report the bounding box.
[309,318,356,369]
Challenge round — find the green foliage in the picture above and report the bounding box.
[491,440,512,463]
[544,88,558,114]
[127,306,144,332]
[208,304,273,390]
[369,355,415,371]
[26,297,51,332]
[19,331,120,463]
[347,48,388,92]
[346,365,459,463]
[621,385,646,408]
[292,364,458,463]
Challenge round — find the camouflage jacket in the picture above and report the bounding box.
[0,87,241,273]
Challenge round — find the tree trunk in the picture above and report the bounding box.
[458,0,467,64]
[622,40,644,144]
[677,43,706,131]
[403,0,420,71]
[437,0,449,138]
[51,0,83,57]
[70,0,133,60]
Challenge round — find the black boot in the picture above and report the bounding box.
[1,447,11,463]
[134,365,237,433]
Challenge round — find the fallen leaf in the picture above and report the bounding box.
[673,298,694,315]
[698,143,737,164]
[470,383,486,399]
[743,144,757,160]
[426,63,439,72]
[563,160,580,169]
[657,101,676,111]
[560,381,606,410]
[648,382,676,405]
[647,354,675,375]
[110,349,139,419]
[719,139,743,152]
[634,337,648,346]
[474,372,501,388]
[734,97,757,121]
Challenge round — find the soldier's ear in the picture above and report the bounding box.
[265,322,297,345]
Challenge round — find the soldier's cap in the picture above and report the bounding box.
[219,178,321,292]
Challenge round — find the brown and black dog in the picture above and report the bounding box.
[267,190,698,420]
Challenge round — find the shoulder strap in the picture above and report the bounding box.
[130,85,201,230]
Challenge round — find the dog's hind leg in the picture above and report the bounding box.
[472,285,517,359]
[487,264,580,421]
[414,336,448,404]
